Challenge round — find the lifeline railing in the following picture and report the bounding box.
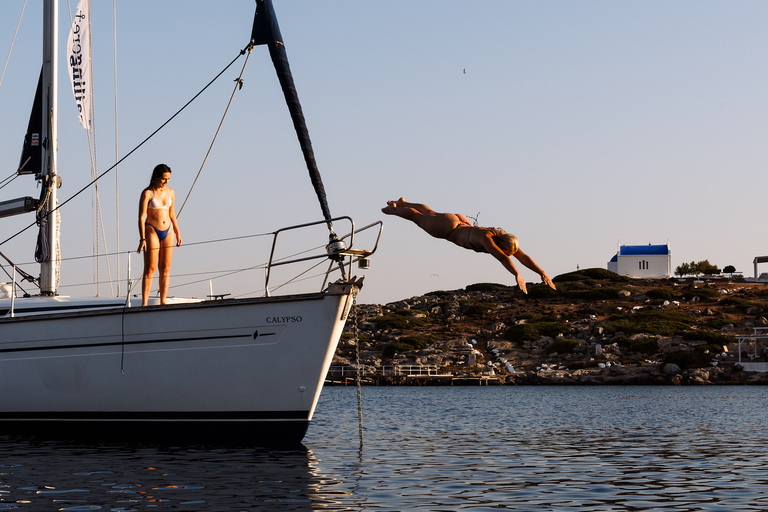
[264,216,383,297]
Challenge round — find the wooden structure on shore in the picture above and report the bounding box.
[325,365,502,386]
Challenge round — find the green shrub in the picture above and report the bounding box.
[460,300,496,318]
[613,335,631,345]
[582,268,631,281]
[527,285,559,299]
[600,309,695,336]
[662,349,711,370]
[693,343,726,355]
[705,317,736,330]
[504,324,540,343]
[578,304,617,317]
[504,320,574,342]
[465,283,508,292]
[646,288,678,300]
[554,268,630,283]
[517,313,545,322]
[381,334,436,358]
[383,342,415,358]
[537,321,573,338]
[560,287,632,301]
[567,361,599,370]
[547,339,584,354]
[561,281,591,291]
[375,312,428,330]
[399,335,430,350]
[425,290,454,297]
[720,297,768,312]
[552,272,591,283]
[681,287,721,300]
[623,337,659,355]
[340,333,371,342]
[682,331,734,346]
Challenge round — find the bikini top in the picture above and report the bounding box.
[450,226,503,254]
[147,191,171,210]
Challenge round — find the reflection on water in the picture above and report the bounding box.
[1,387,768,510]
[0,441,334,511]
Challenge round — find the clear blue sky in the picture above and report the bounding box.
[1,0,767,305]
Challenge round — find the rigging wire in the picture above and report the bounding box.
[10,233,343,303]
[1,227,318,295]
[79,0,114,296]
[0,0,35,301]
[0,173,20,191]
[177,46,253,217]
[0,0,27,90]
[8,229,275,269]
[0,250,35,283]
[0,263,30,297]
[234,263,336,299]
[113,0,120,297]
[0,46,249,259]
[141,236,330,294]
[1,23,342,301]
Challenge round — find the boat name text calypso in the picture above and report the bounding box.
[266,316,303,323]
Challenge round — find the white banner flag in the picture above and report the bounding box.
[66,0,91,130]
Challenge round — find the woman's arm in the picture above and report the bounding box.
[137,190,149,253]
[168,189,182,247]
[512,249,556,290]
[479,231,528,294]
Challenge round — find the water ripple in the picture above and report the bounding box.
[0,387,765,510]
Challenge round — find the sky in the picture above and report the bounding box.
[1,0,768,305]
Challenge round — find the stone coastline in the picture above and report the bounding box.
[333,269,768,385]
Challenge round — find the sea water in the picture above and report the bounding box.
[0,386,767,511]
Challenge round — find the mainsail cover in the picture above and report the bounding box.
[17,69,43,176]
[250,0,333,225]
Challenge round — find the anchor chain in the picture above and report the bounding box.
[352,295,363,447]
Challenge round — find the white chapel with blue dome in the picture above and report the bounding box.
[607,243,671,278]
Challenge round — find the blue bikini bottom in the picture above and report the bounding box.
[146,223,170,241]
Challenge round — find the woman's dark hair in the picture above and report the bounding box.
[148,163,171,189]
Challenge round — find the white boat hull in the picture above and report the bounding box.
[0,284,357,443]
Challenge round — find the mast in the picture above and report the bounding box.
[40,0,59,295]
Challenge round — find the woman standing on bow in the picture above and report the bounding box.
[137,163,182,306]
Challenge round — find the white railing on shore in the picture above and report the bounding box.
[736,327,768,363]
[327,364,443,377]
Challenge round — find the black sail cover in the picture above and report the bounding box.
[18,69,44,176]
[251,0,333,226]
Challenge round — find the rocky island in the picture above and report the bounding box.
[332,268,768,385]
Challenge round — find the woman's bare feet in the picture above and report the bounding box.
[387,198,404,206]
[383,198,406,214]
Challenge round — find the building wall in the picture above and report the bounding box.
[611,254,670,278]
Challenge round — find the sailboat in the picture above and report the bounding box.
[0,0,381,443]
